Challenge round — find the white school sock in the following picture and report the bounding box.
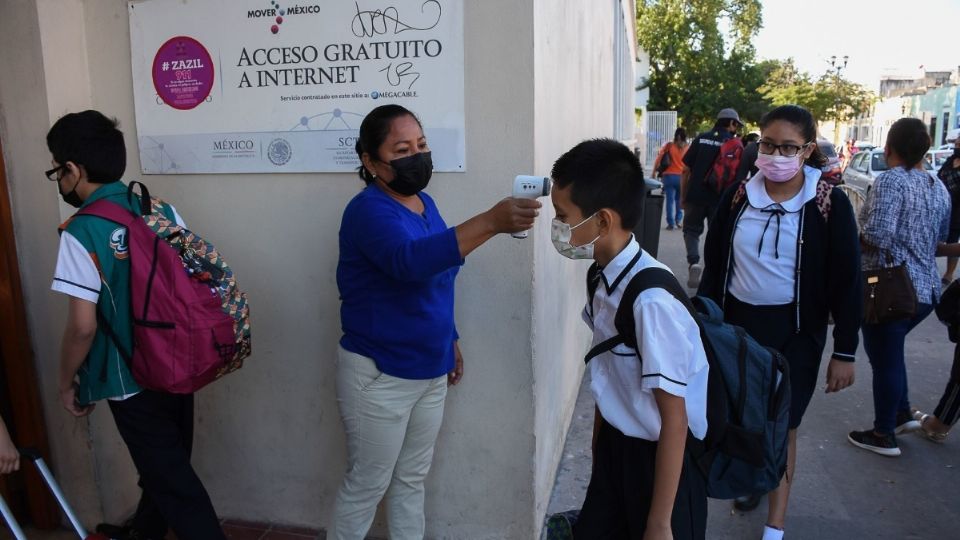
[762,524,784,540]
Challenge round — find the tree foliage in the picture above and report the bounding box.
[758,59,876,125]
[637,1,875,134]
[636,0,764,133]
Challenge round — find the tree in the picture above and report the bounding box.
[758,58,876,128]
[636,0,765,133]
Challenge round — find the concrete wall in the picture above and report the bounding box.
[0,0,107,523]
[529,0,622,533]
[0,0,635,537]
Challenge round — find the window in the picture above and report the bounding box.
[853,153,868,172]
[870,153,888,172]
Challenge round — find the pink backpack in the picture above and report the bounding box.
[79,182,250,393]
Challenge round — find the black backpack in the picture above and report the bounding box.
[584,264,791,499]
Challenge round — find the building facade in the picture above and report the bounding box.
[0,1,638,538]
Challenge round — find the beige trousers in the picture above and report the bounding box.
[331,346,447,540]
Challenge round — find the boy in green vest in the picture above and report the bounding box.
[47,110,225,540]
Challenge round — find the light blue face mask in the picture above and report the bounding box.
[551,213,599,260]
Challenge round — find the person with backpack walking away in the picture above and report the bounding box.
[550,138,709,540]
[333,105,541,540]
[681,108,743,289]
[653,127,689,230]
[46,111,226,540]
[848,117,951,457]
[936,137,960,285]
[698,105,862,540]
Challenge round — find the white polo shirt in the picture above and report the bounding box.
[583,238,709,441]
[728,167,820,305]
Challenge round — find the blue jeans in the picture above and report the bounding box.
[662,174,683,227]
[862,303,934,435]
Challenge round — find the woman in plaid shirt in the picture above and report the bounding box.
[848,118,952,457]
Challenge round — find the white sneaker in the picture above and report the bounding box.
[687,264,703,289]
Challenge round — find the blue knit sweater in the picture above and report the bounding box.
[337,185,463,379]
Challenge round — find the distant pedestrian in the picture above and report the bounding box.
[848,117,951,457]
[735,132,760,183]
[653,127,688,230]
[936,137,960,284]
[698,105,861,540]
[910,242,960,443]
[681,108,743,288]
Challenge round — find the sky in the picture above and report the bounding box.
[753,0,959,91]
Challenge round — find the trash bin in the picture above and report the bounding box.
[635,178,664,258]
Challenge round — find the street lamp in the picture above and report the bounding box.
[829,55,849,145]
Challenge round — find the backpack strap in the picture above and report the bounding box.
[584,267,694,364]
[77,199,138,225]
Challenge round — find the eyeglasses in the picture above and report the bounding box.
[758,141,811,157]
[44,165,66,181]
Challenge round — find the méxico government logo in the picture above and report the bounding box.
[267,138,292,166]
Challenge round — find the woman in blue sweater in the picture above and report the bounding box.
[332,105,540,540]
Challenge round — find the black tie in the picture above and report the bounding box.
[759,206,787,259]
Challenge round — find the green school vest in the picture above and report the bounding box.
[62,181,176,404]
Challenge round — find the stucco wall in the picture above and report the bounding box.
[530,0,621,532]
[0,1,637,537]
[0,0,108,523]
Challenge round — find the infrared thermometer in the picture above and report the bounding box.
[511,175,551,239]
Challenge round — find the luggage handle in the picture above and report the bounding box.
[8,448,105,540]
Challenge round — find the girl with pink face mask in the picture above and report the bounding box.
[697,105,863,540]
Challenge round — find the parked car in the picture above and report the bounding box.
[842,148,935,194]
[929,149,954,169]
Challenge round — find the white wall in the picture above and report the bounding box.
[0,0,107,523]
[530,0,622,535]
[1,0,634,537]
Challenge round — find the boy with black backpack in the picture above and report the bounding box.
[47,111,226,540]
[550,139,709,539]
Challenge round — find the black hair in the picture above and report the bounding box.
[712,118,740,132]
[758,105,828,168]
[46,110,126,183]
[551,138,644,230]
[744,132,760,144]
[674,127,687,143]
[885,117,931,169]
[354,104,423,184]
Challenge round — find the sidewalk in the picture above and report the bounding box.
[546,217,960,539]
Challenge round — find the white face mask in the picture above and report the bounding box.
[552,213,600,260]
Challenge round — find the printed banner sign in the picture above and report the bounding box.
[128,0,465,174]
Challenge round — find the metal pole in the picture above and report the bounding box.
[0,493,28,540]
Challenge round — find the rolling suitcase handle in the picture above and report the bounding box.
[0,490,28,540]
[2,449,108,540]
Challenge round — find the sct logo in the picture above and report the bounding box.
[371,91,380,100]
[267,138,292,166]
[110,227,129,260]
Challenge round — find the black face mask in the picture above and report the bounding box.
[58,177,83,208]
[953,147,960,160]
[386,151,432,196]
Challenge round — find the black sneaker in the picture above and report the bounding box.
[847,429,901,457]
[733,493,763,512]
[95,523,161,540]
[894,410,921,434]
